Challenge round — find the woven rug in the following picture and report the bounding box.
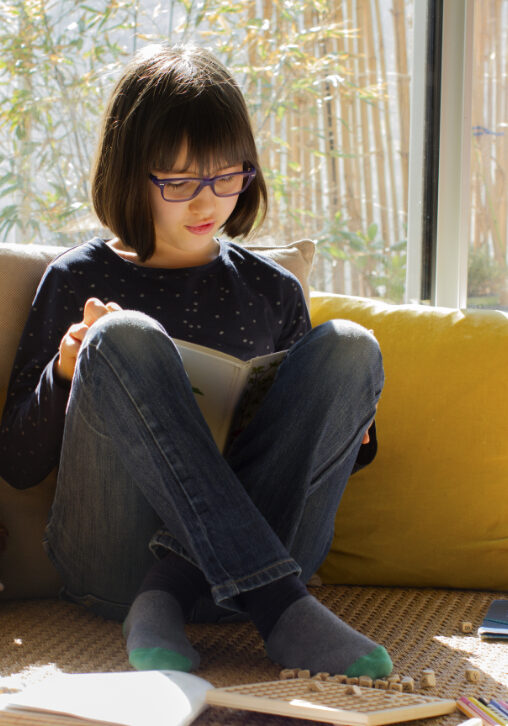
[0,585,507,726]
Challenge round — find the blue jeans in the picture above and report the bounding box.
[44,311,383,622]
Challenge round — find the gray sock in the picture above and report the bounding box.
[265,595,392,678]
[123,590,200,672]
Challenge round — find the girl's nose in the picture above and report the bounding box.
[189,184,216,212]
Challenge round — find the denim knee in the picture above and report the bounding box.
[79,309,182,372]
[83,309,166,352]
[303,319,384,394]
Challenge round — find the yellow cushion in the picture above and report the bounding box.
[311,292,508,590]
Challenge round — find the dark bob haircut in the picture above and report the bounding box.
[91,44,267,262]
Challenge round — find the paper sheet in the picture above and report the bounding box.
[4,670,212,726]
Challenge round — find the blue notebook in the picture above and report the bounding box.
[478,599,508,640]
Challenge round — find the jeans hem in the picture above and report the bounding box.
[211,558,301,606]
[149,528,194,564]
[150,528,300,606]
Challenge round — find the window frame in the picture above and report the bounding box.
[406,0,475,308]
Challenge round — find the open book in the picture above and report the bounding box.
[0,670,212,726]
[174,339,287,452]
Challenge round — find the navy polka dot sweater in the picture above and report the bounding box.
[0,238,311,489]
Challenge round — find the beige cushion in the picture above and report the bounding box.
[0,239,315,599]
[0,244,64,598]
[245,239,315,305]
[0,244,60,391]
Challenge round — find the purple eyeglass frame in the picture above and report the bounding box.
[149,166,256,202]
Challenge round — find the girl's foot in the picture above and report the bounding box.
[123,552,207,672]
[265,594,392,678]
[123,590,200,672]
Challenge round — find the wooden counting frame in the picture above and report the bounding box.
[206,679,457,725]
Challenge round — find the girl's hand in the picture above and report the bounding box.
[361,404,378,445]
[55,298,122,382]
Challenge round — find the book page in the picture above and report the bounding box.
[4,670,212,726]
[176,342,245,452]
[174,339,287,452]
[226,353,286,447]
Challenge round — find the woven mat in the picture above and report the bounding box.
[0,585,507,726]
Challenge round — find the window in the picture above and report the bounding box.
[468,0,508,310]
[0,0,415,304]
[244,1,414,305]
[407,0,508,311]
[3,1,502,310]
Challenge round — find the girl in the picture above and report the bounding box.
[0,44,391,678]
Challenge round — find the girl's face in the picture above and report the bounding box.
[148,145,242,267]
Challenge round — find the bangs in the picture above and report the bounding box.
[147,91,256,175]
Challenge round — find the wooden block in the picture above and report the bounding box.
[346,677,359,686]
[280,669,298,680]
[313,673,330,681]
[461,622,474,634]
[389,683,403,692]
[359,676,373,688]
[345,685,362,696]
[401,677,415,693]
[421,670,436,688]
[308,680,325,692]
[374,679,389,690]
[297,669,311,679]
[330,675,348,683]
[465,669,481,683]
[388,674,400,683]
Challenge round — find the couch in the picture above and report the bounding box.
[1,241,508,723]
[1,240,508,600]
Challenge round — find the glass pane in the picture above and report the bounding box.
[240,0,414,303]
[468,1,508,311]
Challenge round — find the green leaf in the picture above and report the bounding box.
[367,223,378,241]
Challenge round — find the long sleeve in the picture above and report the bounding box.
[275,277,312,351]
[0,266,79,489]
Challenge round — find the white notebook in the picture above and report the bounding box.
[2,670,212,726]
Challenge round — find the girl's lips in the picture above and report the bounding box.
[185,221,215,235]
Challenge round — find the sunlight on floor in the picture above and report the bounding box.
[434,635,508,686]
[0,663,62,694]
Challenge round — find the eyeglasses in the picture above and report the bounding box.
[149,166,256,202]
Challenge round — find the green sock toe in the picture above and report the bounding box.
[128,647,193,672]
[345,645,393,679]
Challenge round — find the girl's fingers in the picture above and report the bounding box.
[67,322,89,342]
[63,336,81,358]
[57,300,123,381]
[60,328,84,356]
[83,297,110,326]
[83,297,122,326]
[56,332,83,381]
